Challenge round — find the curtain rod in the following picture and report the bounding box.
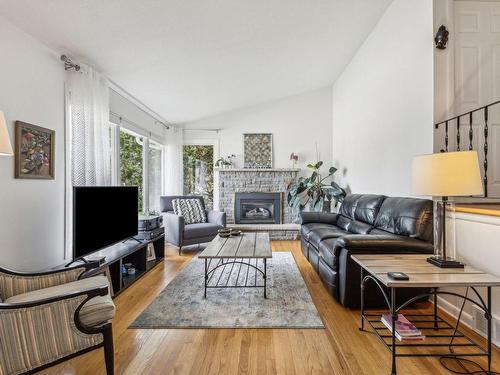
[183,128,221,132]
[109,85,171,130]
[59,54,172,130]
[110,111,169,137]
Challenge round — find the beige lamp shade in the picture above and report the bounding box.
[412,151,483,197]
[0,111,13,156]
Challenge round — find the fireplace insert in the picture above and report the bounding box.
[234,192,282,224]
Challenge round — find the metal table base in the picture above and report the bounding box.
[359,268,493,375]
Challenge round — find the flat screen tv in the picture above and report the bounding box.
[73,186,138,260]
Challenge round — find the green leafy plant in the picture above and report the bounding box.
[120,131,144,213]
[287,161,346,215]
[183,145,214,209]
[215,154,235,168]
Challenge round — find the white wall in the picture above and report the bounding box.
[0,16,66,270]
[440,212,500,345]
[332,0,434,196]
[183,87,333,176]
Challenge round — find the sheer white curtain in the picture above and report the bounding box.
[67,65,111,186]
[65,65,111,258]
[164,127,184,195]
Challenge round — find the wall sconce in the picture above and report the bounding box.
[435,25,449,50]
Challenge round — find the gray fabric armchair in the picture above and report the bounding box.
[160,195,226,254]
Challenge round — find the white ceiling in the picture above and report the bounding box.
[0,0,392,123]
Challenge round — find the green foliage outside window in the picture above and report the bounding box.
[120,131,144,213]
[183,145,214,209]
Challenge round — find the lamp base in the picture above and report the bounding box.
[427,256,465,268]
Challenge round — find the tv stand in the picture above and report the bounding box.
[69,233,165,297]
[65,255,106,267]
[122,237,142,244]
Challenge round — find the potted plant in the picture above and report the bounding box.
[215,154,236,168]
[287,161,346,221]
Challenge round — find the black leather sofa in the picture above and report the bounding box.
[300,194,434,308]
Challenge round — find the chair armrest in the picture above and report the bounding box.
[163,212,185,247]
[0,285,109,374]
[300,211,339,225]
[334,234,434,255]
[206,210,226,227]
[0,284,108,310]
[0,263,99,300]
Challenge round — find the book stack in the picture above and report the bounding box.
[381,314,425,342]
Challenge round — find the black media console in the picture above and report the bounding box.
[83,234,165,297]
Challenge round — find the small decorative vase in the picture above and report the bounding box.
[322,200,331,213]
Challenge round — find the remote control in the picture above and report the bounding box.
[387,272,409,280]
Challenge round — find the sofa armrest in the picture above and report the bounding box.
[300,211,339,225]
[334,235,434,255]
[207,210,226,227]
[163,212,185,247]
[334,234,433,308]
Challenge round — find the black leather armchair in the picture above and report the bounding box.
[301,194,434,308]
[160,195,226,254]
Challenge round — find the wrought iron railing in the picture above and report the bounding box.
[435,100,500,197]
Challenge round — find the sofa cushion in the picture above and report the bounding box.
[338,194,361,220]
[374,197,433,241]
[301,223,337,239]
[318,238,339,269]
[160,195,205,212]
[172,198,207,224]
[336,216,372,234]
[183,222,224,239]
[6,276,115,328]
[353,195,386,225]
[309,227,348,248]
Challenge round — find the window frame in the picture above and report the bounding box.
[116,125,165,214]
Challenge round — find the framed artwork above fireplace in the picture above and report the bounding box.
[243,133,273,168]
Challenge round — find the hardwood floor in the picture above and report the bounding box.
[41,241,499,375]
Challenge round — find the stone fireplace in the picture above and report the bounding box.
[214,168,299,225]
[234,192,282,224]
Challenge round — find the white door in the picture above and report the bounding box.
[454,1,500,197]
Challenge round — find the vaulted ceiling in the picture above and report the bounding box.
[0,0,392,123]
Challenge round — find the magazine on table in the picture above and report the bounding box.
[381,314,425,342]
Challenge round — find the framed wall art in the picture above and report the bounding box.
[15,121,55,179]
[243,133,273,168]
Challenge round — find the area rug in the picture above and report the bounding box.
[130,252,324,329]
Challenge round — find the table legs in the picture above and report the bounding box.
[203,258,267,298]
[360,268,365,332]
[204,258,207,299]
[487,286,492,374]
[390,288,397,375]
[264,258,267,299]
[433,287,438,330]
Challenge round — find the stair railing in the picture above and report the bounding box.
[435,99,500,197]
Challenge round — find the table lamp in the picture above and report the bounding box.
[0,111,13,156]
[412,151,483,268]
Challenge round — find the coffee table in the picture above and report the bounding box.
[199,232,272,298]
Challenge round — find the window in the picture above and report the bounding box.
[148,140,163,214]
[183,145,214,209]
[119,129,144,213]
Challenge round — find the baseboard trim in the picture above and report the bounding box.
[434,295,500,348]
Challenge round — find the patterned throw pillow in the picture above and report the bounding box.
[172,198,207,224]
